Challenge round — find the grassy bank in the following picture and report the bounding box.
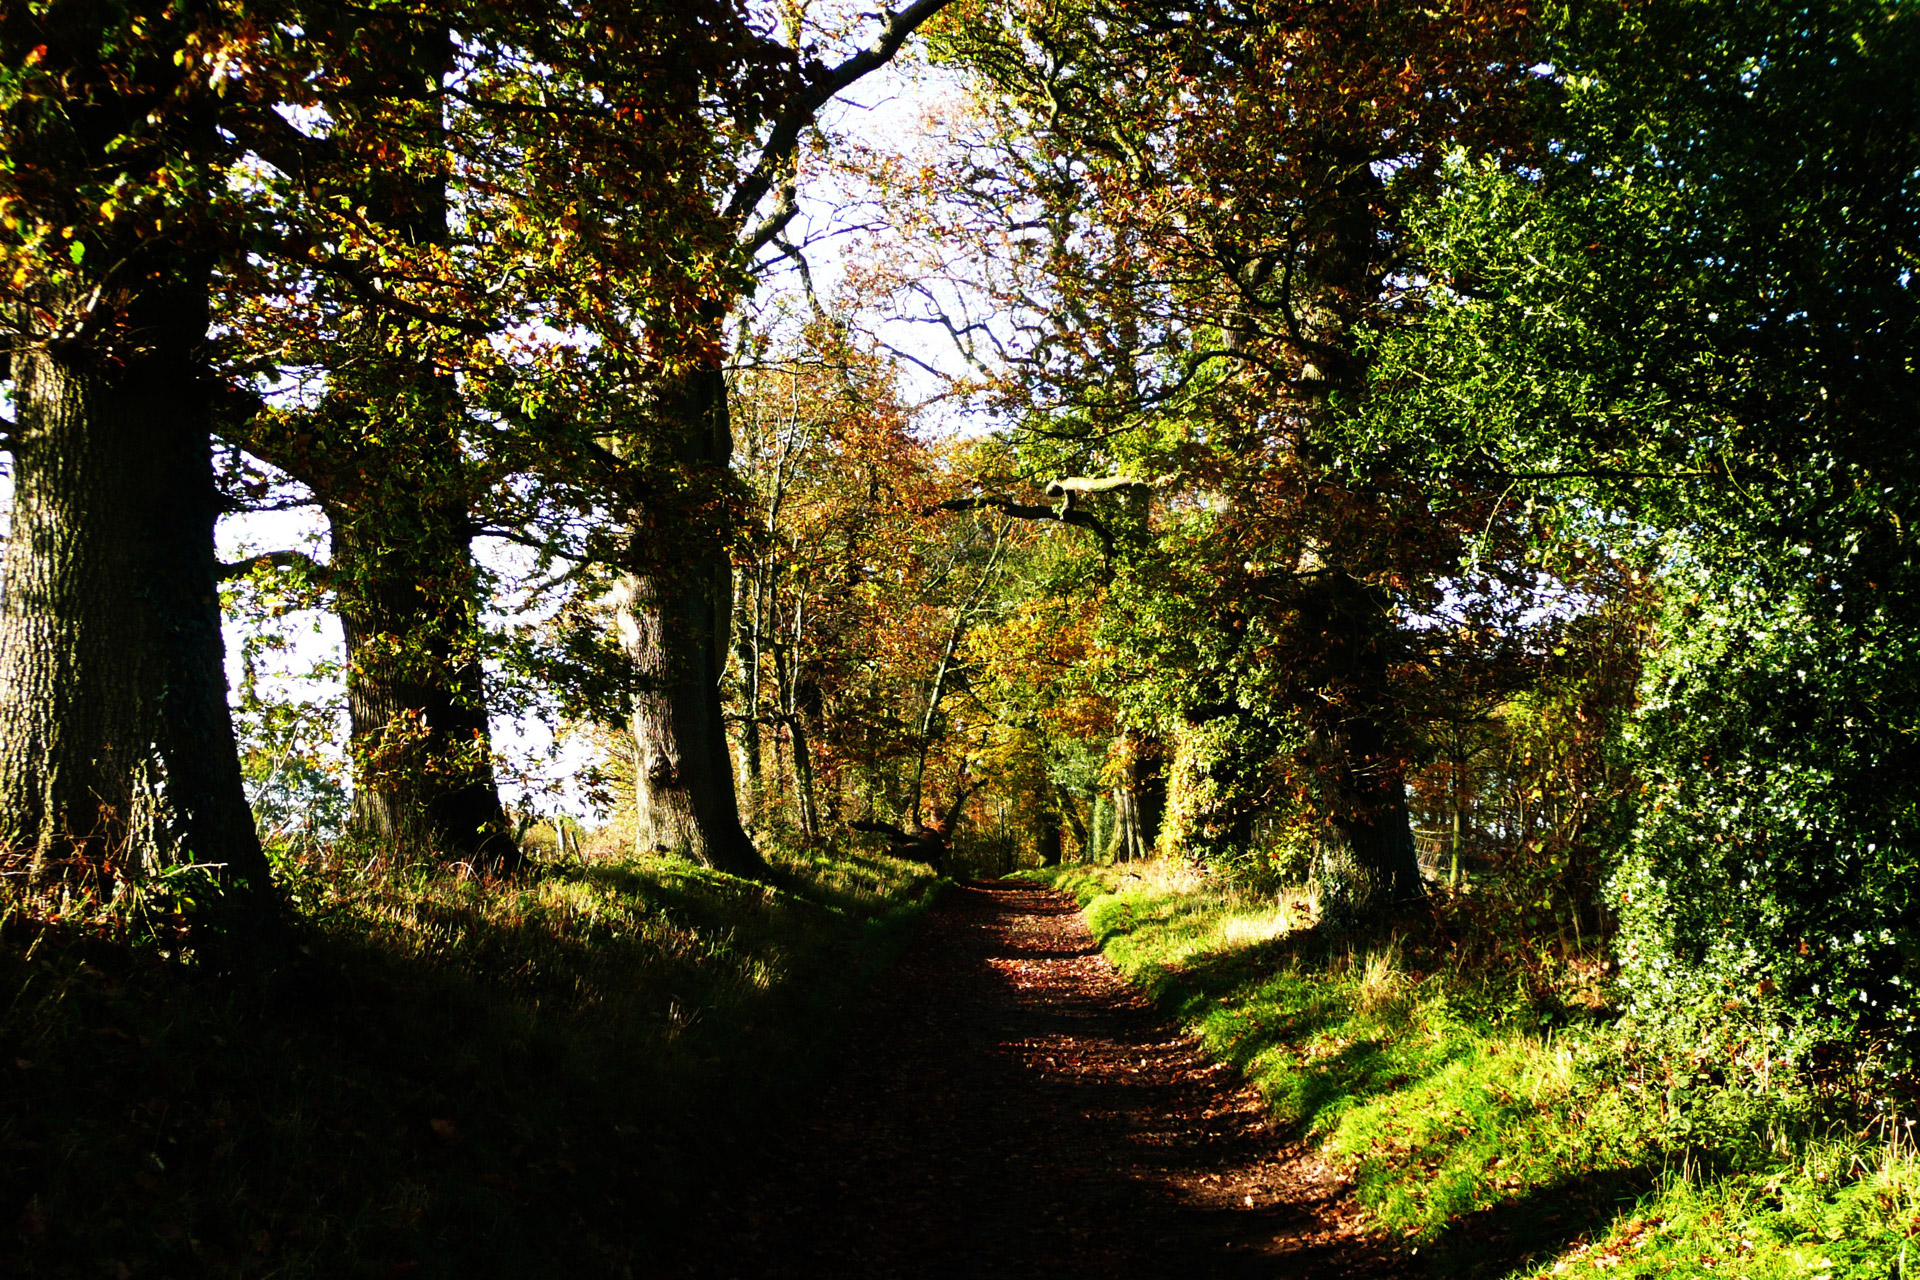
[1035,862,1920,1278]
[2,845,939,1279]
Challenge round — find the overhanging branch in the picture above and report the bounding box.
[1044,475,1149,498]
[933,494,1115,557]
[219,550,330,584]
[725,0,955,235]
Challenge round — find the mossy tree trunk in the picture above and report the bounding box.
[326,453,515,869]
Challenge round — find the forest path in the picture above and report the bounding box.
[684,880,1404,1279]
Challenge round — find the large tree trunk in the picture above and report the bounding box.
[0,279,271,903]
[1301,571,1424,903]
[614,361,761,875]
[1037,806,1063,867]
[327,467,516,870]
[1330,762,1423,903]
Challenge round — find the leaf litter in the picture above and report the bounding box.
[683,881,1405,1278]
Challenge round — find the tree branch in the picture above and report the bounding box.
[1043,475,1149,498]
[724,0,956,234]
[219,550,330,583]
[932,494,1115,557]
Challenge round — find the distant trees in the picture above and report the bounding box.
[879,0,1544,904]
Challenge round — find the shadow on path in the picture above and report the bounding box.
[680,881,1407,1279]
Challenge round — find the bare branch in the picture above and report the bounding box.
[471,525,594,565]
[741,183,801,259]
[724,0,956,234]
[932,494,1115,557]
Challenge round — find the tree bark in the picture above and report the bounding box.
[1129,736,1166,858]
[733,570,763,829]
[1299,572,1424,903]
[0,279,271,903]
[788,679,822,843]
[1037,806,1063,867]
[327,472,515,870]
[614,360,761,875]
[1054,780,1091,860]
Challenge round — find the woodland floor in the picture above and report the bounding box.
[683,880,1406,1279]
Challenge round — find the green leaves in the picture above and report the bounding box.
[1361,0,1920,1066]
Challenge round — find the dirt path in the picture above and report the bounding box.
[686,881,1405,1279]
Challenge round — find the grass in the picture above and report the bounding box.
[2,842,940,1279]
[1031,860,1920,1278]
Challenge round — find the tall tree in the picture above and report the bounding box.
[595,0,954,873]
[235,3,519,867]
[0,0,275,907]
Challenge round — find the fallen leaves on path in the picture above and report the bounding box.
[683,881,1406,1278]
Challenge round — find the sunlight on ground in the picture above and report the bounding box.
[1046,861,1920,1277]
[1215,905,1297,950]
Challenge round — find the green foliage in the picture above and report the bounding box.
[1360,0,1920,1065]
[1616,563,1920,1071]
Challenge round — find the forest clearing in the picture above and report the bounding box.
[3,0,1918,1274]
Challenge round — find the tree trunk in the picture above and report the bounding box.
[1054,781,1090,860]
[0,280,271,903]
[1037,806,1063,867]
[328,477,516,871]
[1108,786,1137,862]
[1128,735,1166,858]
[1334,775,1423,902]
[615,360,761,876]
[733,570,763,830]
[1298,570,1424,904]
[790,708,821,842]
[236,13,517,872]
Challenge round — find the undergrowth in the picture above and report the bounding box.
[1033,861,1920,1278]
[1,843,939,1279]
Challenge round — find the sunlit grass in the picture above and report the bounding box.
[1039,860,1920,1278]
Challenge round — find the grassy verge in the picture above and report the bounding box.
[2,845,939,1279]
[1031,861,1920,1278]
